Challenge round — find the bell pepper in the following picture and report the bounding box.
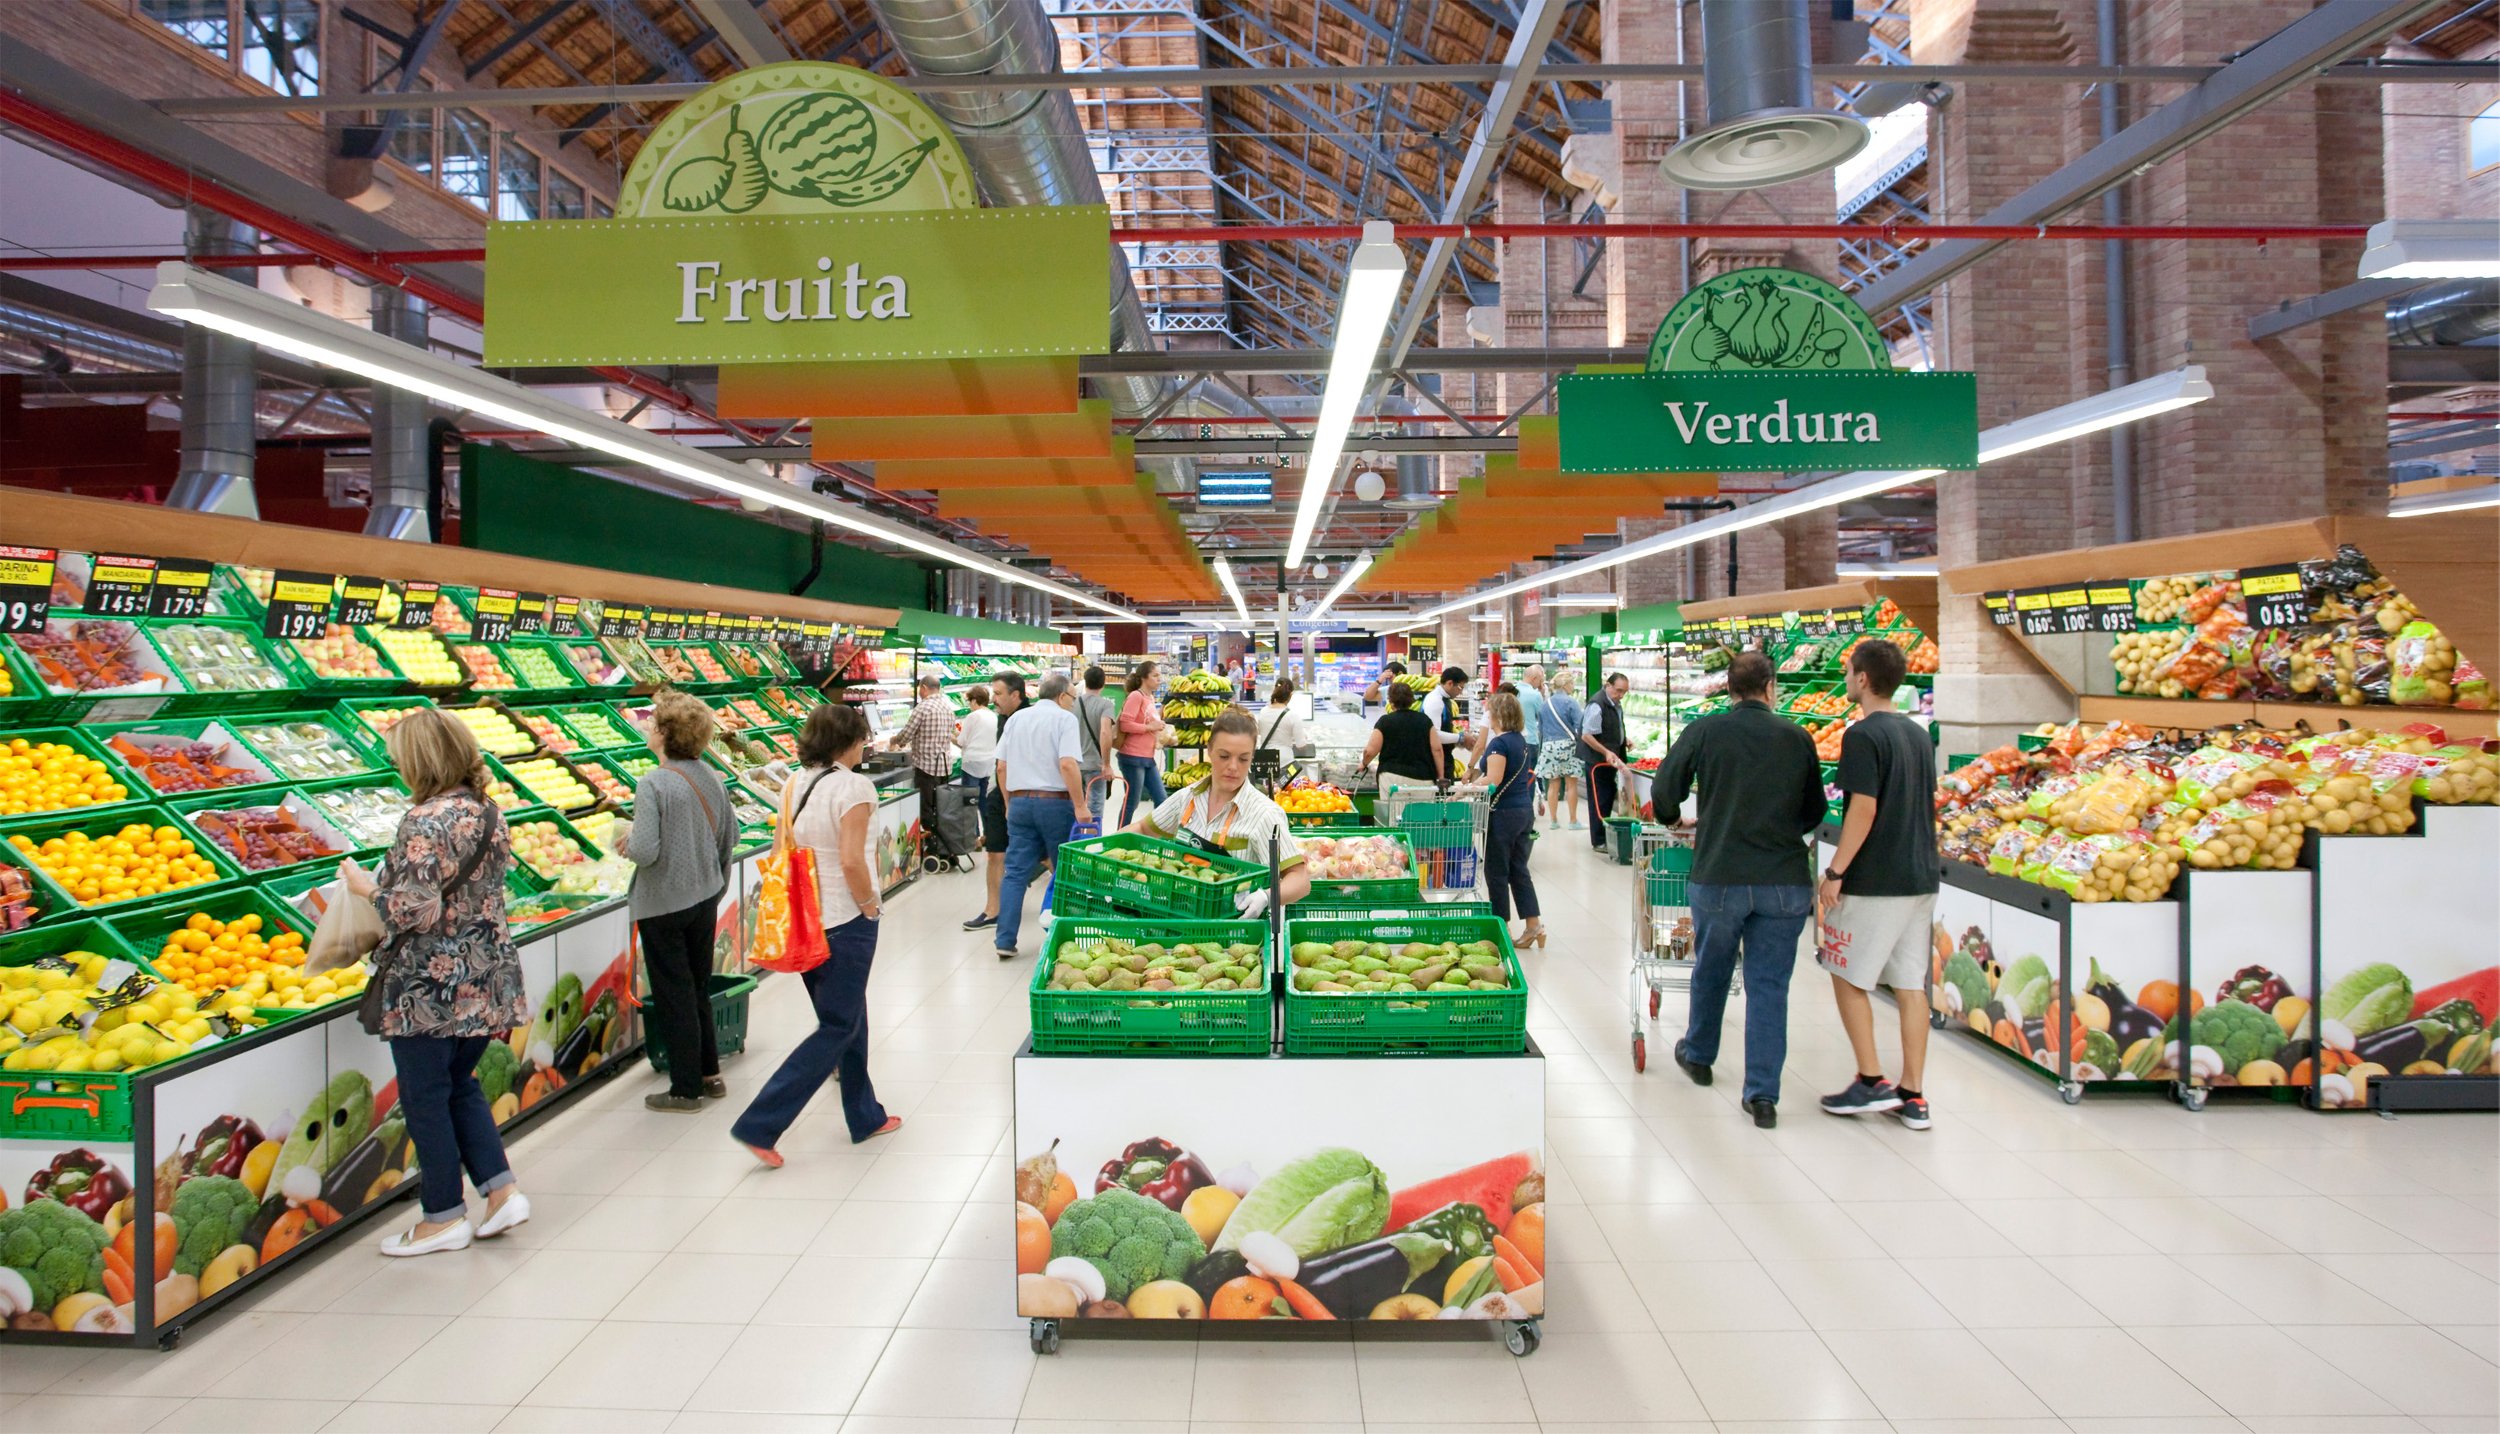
[1095,1137,1215,1211]
[26,1148,131,1220]
[185,1115,264,1181]
[2218,964,2292,1013]
[1402,1200,1498,1291]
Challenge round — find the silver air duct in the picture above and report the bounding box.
[167,208,260,518]
[365,285,434,541]
[2388,279,2500,349]
[1660,0,1868,191]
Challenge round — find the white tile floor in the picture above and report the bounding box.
[13,834,2498,1432]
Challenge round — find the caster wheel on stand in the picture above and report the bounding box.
[2059,1080,2084,1106]
[1631,1034,1646,1073]
[1929,1010,1948,1030]
[2178,1084,2208,1112]
[1504,1319,1542,1357]
[1649,988,1661,1018]
[1029,1318,1060,1355]
[158,1325,183,1351]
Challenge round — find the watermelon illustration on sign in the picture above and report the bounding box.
[661,92,940,213]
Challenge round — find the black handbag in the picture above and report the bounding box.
[360,795,499,1037]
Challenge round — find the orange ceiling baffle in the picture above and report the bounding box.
[719,357,1083,419]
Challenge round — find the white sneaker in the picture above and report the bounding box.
[379,1218,473,1257]
[475,1191,532,1239]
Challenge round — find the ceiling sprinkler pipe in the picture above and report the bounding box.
[1660,0,1869,190]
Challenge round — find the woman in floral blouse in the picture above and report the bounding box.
[341,706,532,1258]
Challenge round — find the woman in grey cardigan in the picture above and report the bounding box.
[621,691,739,1112]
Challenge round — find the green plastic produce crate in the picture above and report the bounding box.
[268,621,413,696]
[296,772,416,855]
[1643,836,1693,911]
[1031,916,1272,1055]
[230,711,384,784]
[1283,808,1364,828]
[89,716,291,800]
[0,917,153,1140]
[335,695,442,759]
[0,641,46,726]
[0,725,148,814]
[4,617,190,724]
[549,640,633,696]
[1295,828,1421,909]
[103,884,337,1023]
[1281,911,1527,1056]
[169,787,365,880]
[496,639,589,699]
[759,686,820,723]
[548,701,642,753]
[487,751,600,816]
[0,804,247,916]
[143,616,303,716]
[644,972,759,1073]
[1053,833,1265,920]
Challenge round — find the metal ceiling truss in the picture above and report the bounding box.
[341,1,464,161]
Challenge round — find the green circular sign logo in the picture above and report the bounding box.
[1649,267,1892,374]
[618,62,977,218]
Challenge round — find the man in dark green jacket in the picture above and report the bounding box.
[1652,651,1828,1127]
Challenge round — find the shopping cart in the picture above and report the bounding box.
[1378,781,1490,899]
[1041,772,1125,915]
[1629,823,1696,1073]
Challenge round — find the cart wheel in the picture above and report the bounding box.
[1029,1318,1061,1355]
[1631,1034,1646,1073]
[1504,1319,1542,1357]
[921,855,942,874]
[2179,1085,2208,1112]
[1649,987,1661,1018]
[1929,1010,1948,1030]
[2059,1080,2084,1106]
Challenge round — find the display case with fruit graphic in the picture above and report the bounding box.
[170,790,362,878]
[0,1136,144,1337]
[0,807,243,916]
[90,721,279,803]
[229,712,383,784]
[0,728,142,819]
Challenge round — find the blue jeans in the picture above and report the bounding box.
[996,795,1076,952]
[1117,754,1165,824]
[733,915,886,1147]
[1679,882,1814,1105]
[388,1034,515,1223]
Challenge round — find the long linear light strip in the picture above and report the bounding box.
[2390,482,2500,518]
[1285,223,1408,569]
[1304,551,1376,624]
[144,262,1144,622]
[1210,555,1251,622]
[1418,366,2214,620]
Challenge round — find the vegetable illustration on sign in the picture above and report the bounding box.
[1650,268,1892,375]
[621,61,975,219]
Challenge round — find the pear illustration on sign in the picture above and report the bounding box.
[1650,269,1892,374]
[618,61,977,218]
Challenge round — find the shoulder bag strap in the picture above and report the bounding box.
[667,763,722,830]
[1262,707,1289,747]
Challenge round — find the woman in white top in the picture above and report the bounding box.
[732,703,901,1167]
[956,684,999,800]
[1255,678,1309,760]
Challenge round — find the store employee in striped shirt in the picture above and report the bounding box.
[1128,707,1312,917]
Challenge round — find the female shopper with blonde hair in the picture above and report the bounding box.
[621,691,739,1112]
[1471,690,1546,948]
[735,703,900,1165]
[339,706,530,1256]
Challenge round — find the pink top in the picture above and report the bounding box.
[1117,688,1162,758]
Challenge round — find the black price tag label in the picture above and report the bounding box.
[473,587,518,644]
[83,555,158,617]
[513,592,548,636]
[702,611,725,642]
[549,596,583,637]
[1984,592,2014,627]
[334,575,386,627]
[649,610,681,640]
[149,558,214,619]
[0,546,57,634]
[612,604,647,638]
[263,570,337,641]
[395,580,441,629]
[2048,586,2096,635]
[2088,583,2137,634]
[2012,588,2057,638]
[2239,564,2310,629]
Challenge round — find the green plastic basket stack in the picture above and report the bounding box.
[1030,916,1272,1055]
[1395,799,1479,891]
[1280,911,1526,1056]
[1052,833,1265,920]
[1295,828,1421,909]
[1643,835,1694,912]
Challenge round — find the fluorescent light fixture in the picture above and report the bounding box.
[2390,482,2500,518]
[1416,366,2213,620]
[1469,610,1506,622]
[145,262,1143,621]
[1211,555,1252,623]
[2359,220,2500,280]
[1836,562,1940,578]
[1285,223,1407,568]
[1361,614,1432,634]
[1542,592,1623,608]
[1305,551,1375,624]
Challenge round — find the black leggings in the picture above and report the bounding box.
[639,898,720,1098]
[1485,806,1541,922]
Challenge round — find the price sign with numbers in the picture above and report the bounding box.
[513,592,548,636]
[150,558,214,619]
[2048,586,2097,635]
[607,603,646,638]
[647,609,679,640]
[334,575,386,627]
[83,555,158,617]
[2239,564,2310,629]
[705,611,727,642]
[263,570,337,641]
[1982,592,2013,627]
[2088,583,2136,633]
[473,588,519,643]
[396,580,441,629]
[2012,588,2057,637]
[549,596,583,637]
[0,546,58,634]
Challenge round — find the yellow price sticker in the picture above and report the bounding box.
[2240,570,2300,596]
[2087,586,2130,606]
[270,580,332,604]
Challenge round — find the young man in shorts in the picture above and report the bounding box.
[1815,637,1939,1129]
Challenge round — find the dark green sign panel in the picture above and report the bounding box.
[1557,369,1978,474]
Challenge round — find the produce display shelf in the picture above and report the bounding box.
[550,640,635,696]
[0,803,248,921]
[229,710,387,785]
[85,716,284,804]
[272,623,415,696]
[168,787,367,881]
[1296,828,1422,909]
[144,617,308,719]
[1281,912,1527,1056]
[493,639,593,700]
[3,724,149,816]
[546,701,641,753]
[102,884,329,1025]
[0,917,153,1141]
[1030,916,1272,1055]
[334,695,442,759]
[4,618,191,725]
[487,751,603,817]
[1053,833,1266,921]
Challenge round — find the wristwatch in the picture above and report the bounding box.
[1823,866,1847,883]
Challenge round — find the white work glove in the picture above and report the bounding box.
[1234,887,1272,920]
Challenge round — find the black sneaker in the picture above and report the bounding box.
[996,946,1018,961]
[1820,1075,1903,1117]
[1888,1094,1933,1130]
[963,912,998,931]
[1745,1098,1778,1129]
[1672,1040,1713,1086]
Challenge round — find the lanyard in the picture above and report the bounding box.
[1175,783,1242,853]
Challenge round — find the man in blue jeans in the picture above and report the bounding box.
[992,671,1092,960]
[1651,651,1829,1127]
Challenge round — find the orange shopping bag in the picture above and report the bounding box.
[751,771,831,974]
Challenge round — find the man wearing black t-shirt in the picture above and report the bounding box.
[1814,638,1941,1130]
